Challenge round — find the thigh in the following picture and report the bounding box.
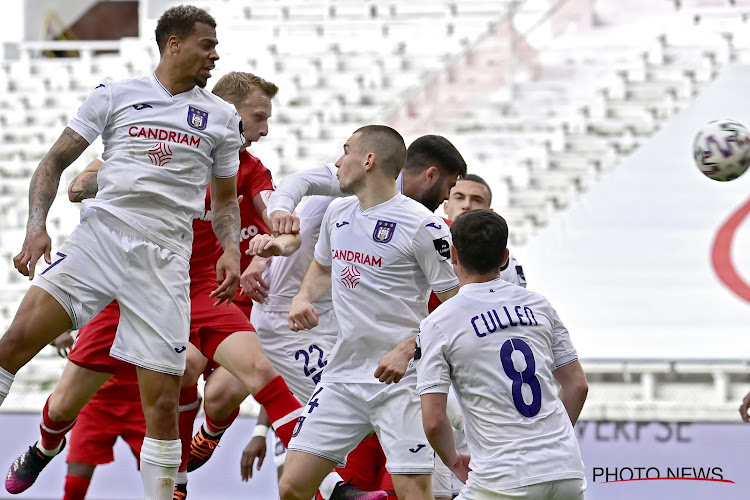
[372,378,434,475]
[113,242,190,376]
[279,450,338,500]
[287,382,372,466]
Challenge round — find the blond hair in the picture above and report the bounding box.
[212,72,279,105]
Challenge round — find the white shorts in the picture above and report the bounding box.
[251,306,338,402]
[456,477,585,500]
[288,374,434,474]
[33,208,190,375]
[433,454,454,498]
[273,432,287,468]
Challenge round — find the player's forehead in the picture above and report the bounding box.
[344,132,361,149]
[453,179,488,198]
[184,22,218,44]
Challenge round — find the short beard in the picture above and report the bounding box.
[417,181,445,213]
[340,174,365,195]
[195,77,208,89]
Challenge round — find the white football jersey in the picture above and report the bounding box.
[68,73,243,260]
[258,195,334,313]
[416,278,584,491]
[500,253,527,288]
[315,194,459,382]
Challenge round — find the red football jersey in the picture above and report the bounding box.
[190,150,274,295]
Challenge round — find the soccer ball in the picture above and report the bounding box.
[693,119,750,182]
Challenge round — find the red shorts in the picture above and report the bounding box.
[336,434,393,493]
[68,302,134,376]
[190,282,253,363]
[66,376,145,466]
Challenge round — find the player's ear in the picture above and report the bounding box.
[500,248,509,268]
[425,166,438,180]
[450,245,458,266]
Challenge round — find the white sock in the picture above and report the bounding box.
[0,366,14,407]
[140,437,181,500]
[35,439,64,457]
[319,471,344,500]
[175,471,188,486]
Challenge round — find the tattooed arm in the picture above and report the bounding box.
[68,158,102,202]
[14,127,89,279]
[208,173,241,305]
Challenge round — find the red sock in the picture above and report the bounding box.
[253,376,302,446]
[205,407,239,436]
[40,398,76,452]
[178,384,201,473]
[63,474,90,500]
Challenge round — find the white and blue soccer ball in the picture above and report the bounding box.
[693,119,750,182]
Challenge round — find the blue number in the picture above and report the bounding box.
[499,338,542,417]
[295,344,327,380]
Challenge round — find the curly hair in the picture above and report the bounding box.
[155,5,216,54]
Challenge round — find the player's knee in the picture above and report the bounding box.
[204,386,247,418]
[46,393,80,422]
[277,477,309,500]
[251,354,277,383]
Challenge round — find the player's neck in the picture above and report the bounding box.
[154,65,195,96]
[356,181,398,211]
[458,270,501,288]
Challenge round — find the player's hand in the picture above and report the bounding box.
[240,436,267,481]
[449,452,472,483]
[374,344,412,384]
[52,331,74,358]
[269,210,300,235]
[739,391,750,422]
[246,234,284,258]
[240,256,270,303]
[211,249,241,306]
[288,296,319,331]
[13,227,52,279]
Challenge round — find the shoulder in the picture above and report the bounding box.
[195,87,238,116]
[102,75,152,95]
[329,195,358,211]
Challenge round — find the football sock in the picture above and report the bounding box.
[63,474,90,500]
[0,365,13,407]
[205,407,239,437]
[140,437,181,500]
[253,376,302,447]
[178,385,200,473]
[39,398,76,455]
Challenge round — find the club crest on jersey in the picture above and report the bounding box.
[187,106,208,131]
[373,220,396,243]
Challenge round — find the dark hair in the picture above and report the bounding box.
[404,135,468,178]
[353,125,407,179]
[155,5,216,54]
[451,209,508,274]
[461,173,493,205]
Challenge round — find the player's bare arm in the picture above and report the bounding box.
[739,391,750,422]
[421,392,471,483]
[68,158,103,202]
[374,333,418,384]
[209,173,242,305]
[288,258,331,331]
[14,127,89,279]
[246,231,302,258]
[552,360,588,426]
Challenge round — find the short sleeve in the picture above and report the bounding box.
[416,319,451,395]
[550,306,578,369]
[67,83,112,144]
[313,201,334,267]
[412,215,459,294]
[212,110,242,178]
